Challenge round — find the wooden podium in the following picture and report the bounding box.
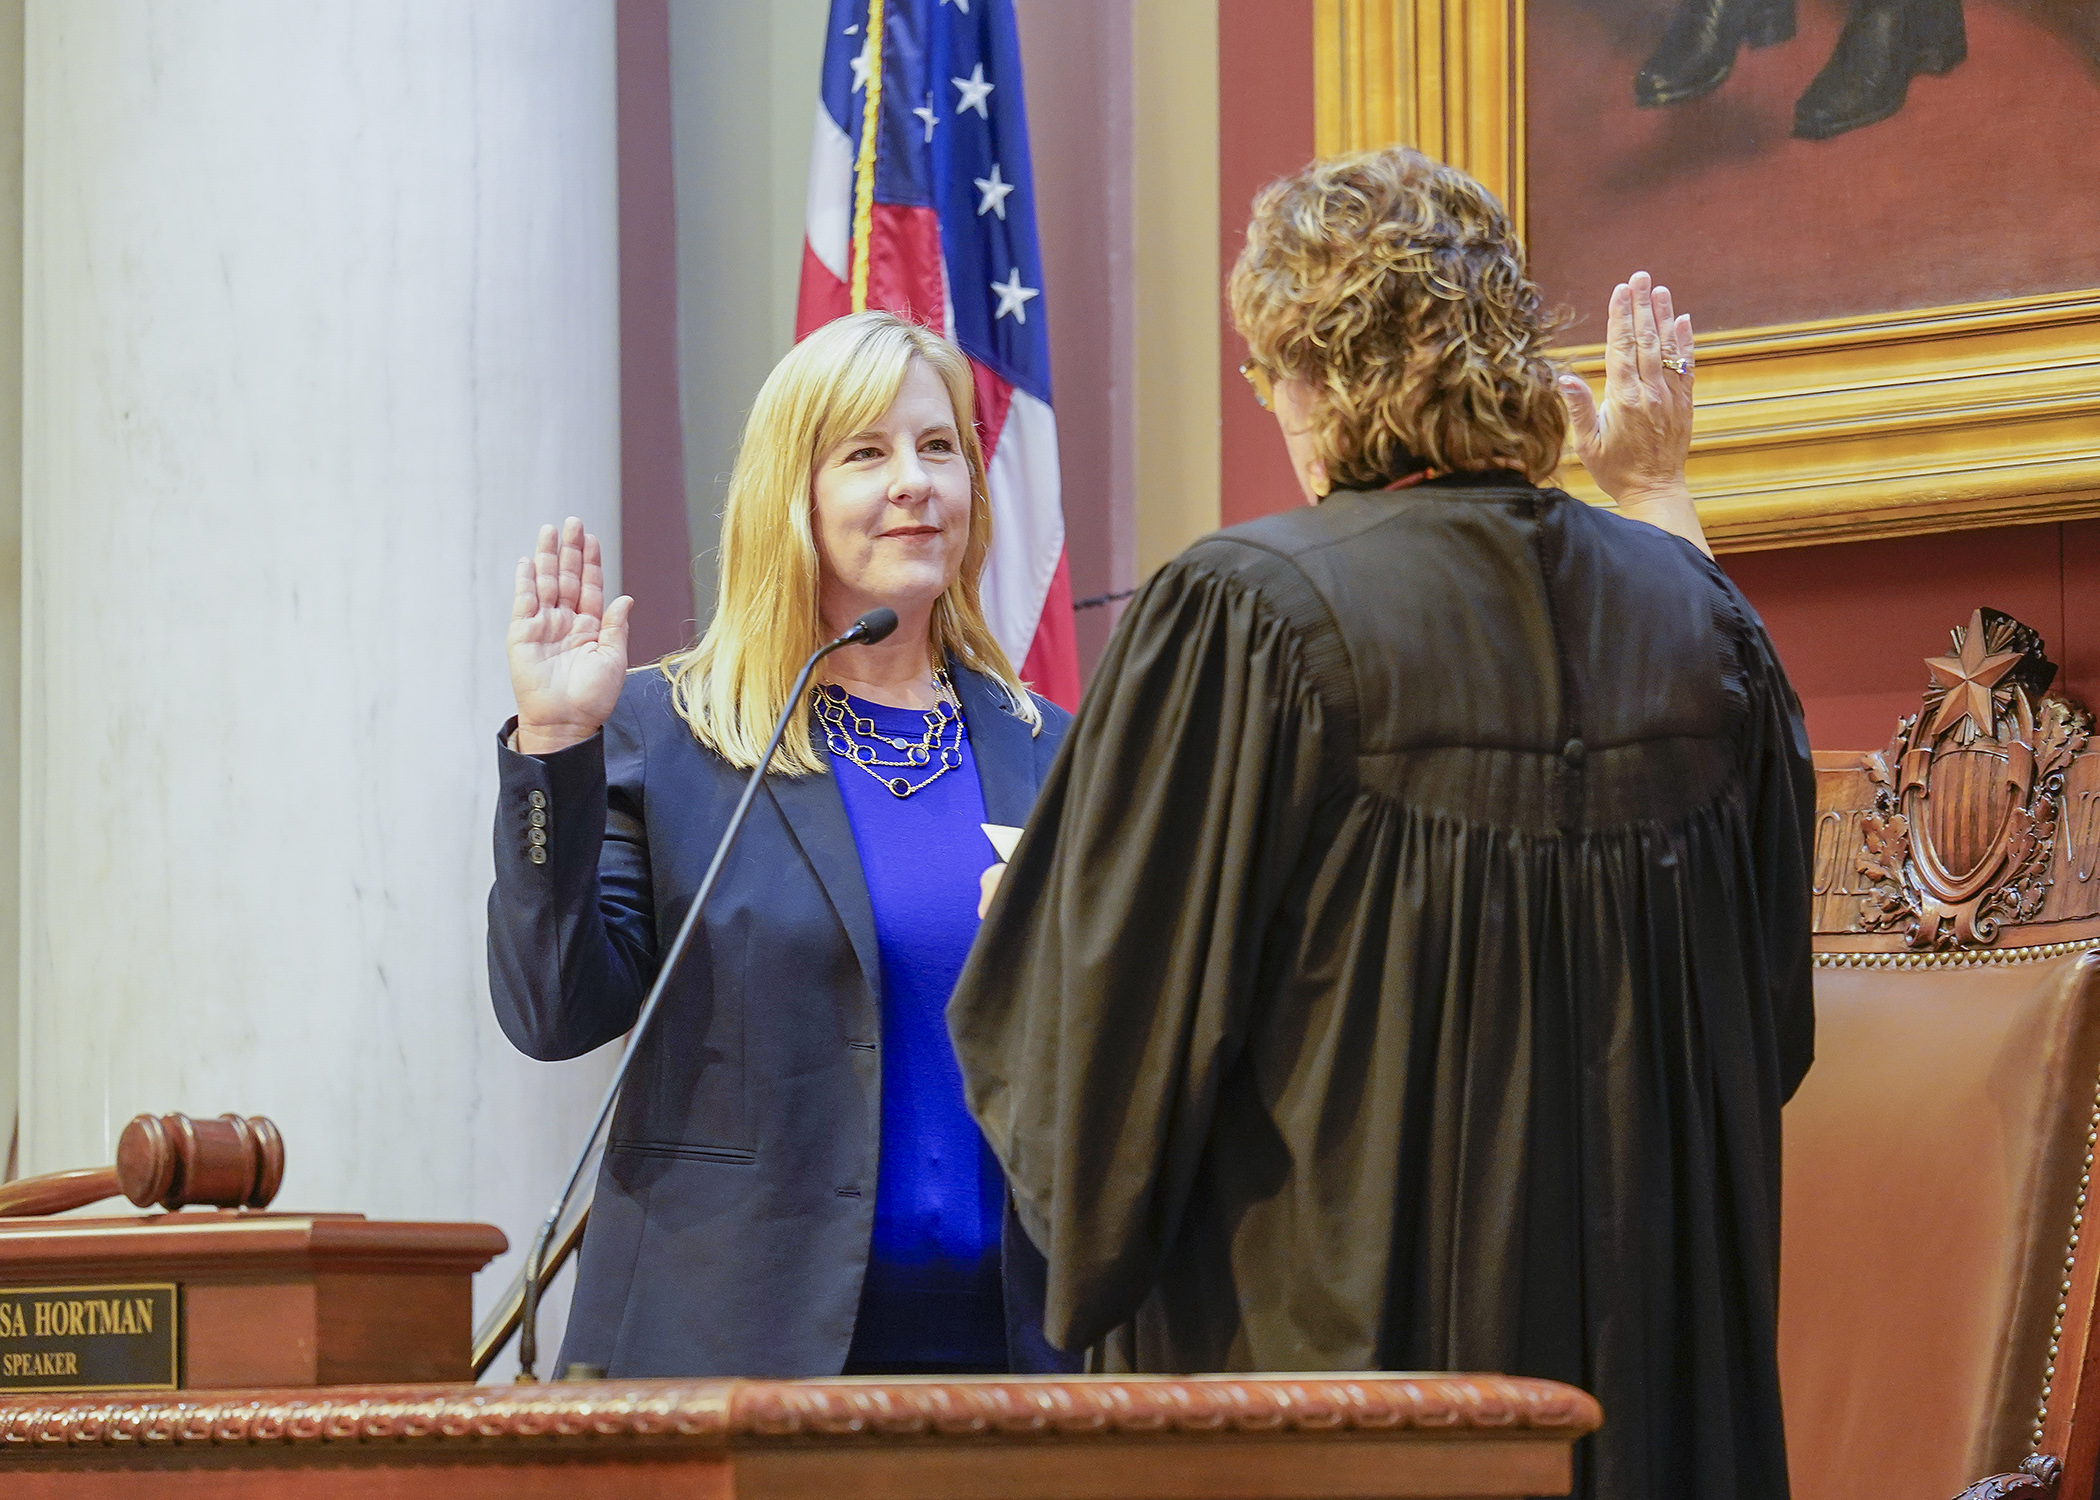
[0,1372,1601,1499]
[0,1115,506,1395]
[0,1213,507,1391]
[0,1119,1605,1497]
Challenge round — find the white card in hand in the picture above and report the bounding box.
[982,823,1024,861]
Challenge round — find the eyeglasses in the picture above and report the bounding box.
[1239,359,1273,411]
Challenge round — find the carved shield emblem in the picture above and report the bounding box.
[1857,608,2090,948]
[1917,743,2024,894]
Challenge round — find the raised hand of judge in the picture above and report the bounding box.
[508,517,635,755]
[1558,270,1710,557]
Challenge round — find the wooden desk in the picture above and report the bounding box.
[0,1373,1599,1498]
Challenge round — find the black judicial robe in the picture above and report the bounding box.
[949,471,1815,1500]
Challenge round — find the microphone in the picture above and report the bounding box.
[840,606,898,646]
[514,608,901,1381]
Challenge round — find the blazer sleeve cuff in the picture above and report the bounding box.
[494,717,607,880]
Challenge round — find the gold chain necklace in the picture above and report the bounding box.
[814,669,965,798]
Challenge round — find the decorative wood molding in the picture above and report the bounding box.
[1853,608,2091,948]
[1812,610,2100,952]
[1814,939,2100,969]
[2035,1069,2100,1473]
[1313,0,1397,159]
[1314,0,1523,225]
[1955,1454,2063,1500]
[0,1375,1602,1455]
[1311,5,2100,551]
[1563,291,2100,552]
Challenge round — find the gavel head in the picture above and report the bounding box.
[115,1113,284,1212]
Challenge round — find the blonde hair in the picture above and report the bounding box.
[659,311,1039,774]
[1228,146,1566,488]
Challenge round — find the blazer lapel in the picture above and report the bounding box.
[765,672,1036,1010]
[955,663,1038,828]
[764,750,883,1011]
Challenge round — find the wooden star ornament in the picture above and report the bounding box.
[1925,607,2024,740]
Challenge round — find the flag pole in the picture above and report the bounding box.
[849,0,887,313]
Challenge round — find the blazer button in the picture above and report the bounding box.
[528,790,548,810]
[528,828,548,846]
[528,808,547,828]
[528,847,548,865]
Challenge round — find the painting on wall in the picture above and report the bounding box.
[1526,0,2100,334]
[1313,0,2100,551]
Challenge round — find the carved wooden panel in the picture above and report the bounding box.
[1814,609,2100,952]
[0,1374,1603,1500]
[0,1373,1602,1452]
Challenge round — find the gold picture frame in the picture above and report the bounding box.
[1312,0,2100,552]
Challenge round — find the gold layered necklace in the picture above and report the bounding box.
[814,668,965,798]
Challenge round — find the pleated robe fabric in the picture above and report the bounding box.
[949,471,1816,1500]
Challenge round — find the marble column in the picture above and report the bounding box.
[19,1,622,1372]
[0,0,25,1178]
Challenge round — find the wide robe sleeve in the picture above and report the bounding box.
[949,542,1346,1353]
[1731,593,1817,1103]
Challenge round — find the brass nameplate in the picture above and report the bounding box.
[0,1283,179,1392]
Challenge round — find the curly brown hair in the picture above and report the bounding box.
[1228,147,1565,488]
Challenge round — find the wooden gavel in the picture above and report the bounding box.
[0,1112,284,1217]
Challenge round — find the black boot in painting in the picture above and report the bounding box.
[1792,0,1966,138]
[1634,0,1797,106]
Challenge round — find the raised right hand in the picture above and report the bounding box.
[508,517,634,755]
[1558,271,1711,556]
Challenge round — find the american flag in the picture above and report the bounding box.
[797,0,1079,711]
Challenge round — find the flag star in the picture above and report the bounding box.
[951,63,994,118]
[990,267,1039,323]
[913,92,940,142]
[940,0,970,10]
[849,31,877,92]
[974,162,1015,218]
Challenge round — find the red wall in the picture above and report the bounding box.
[1218,0,1315,529]
[1016,0,1133,683]
[1211,6,2099,753]
[1724,521,2100,751]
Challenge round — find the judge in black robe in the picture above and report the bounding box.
[949,147,1814,1500]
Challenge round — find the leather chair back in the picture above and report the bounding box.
[1781,952,2100,1500]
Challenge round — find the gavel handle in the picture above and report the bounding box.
[0,1166,120,1218]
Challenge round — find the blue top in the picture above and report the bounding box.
[828,692,1008,1372]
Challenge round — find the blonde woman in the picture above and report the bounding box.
[488,312,1073,1379]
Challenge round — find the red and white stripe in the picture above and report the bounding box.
[795,106,1079,709]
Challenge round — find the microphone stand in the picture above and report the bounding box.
[513,606,900,1381]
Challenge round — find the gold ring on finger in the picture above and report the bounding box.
[1662,355,1691,375]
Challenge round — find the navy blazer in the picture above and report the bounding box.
[487,662,1071,1377]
